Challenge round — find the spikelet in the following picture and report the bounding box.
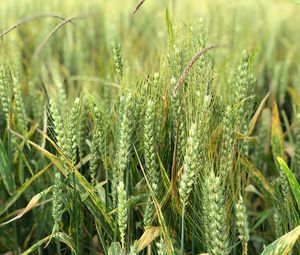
[235,195,249,255]
[115,93,132,177]
[203,170,230,255]
[112,92,133,207]
[143,99,159,227]
[128,243,137,255]
[153,72,160,90]
[0,65,11,125]
[273,209,283,238]
[13,76,28,133]
[65,98,80,162]
[144,196,155,227]
[117,180,127,249]
[113,40,123,79]
[179,122,198,206]
[234,51,254,131]
[50,100,65,232]
[52,171,64,232]
[278,165,291,204]
[156,237,167,255]
[53,70,68,114]
[49,99,66,149]
[144,100,159,192]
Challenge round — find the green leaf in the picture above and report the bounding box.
[271,100,284,158]
[10,130,114,238]
[136,227,161,252]
[165,8,174,46]
[241,157,277,201]
[54,232,77,254]
[21,235,50,255]
[261,225,300,255]
[277,157,300,210]
[0,163,52,217]
[20,232,77,255]
[0,139,15,194]
[108,242,121,255]
[0,186,52,226]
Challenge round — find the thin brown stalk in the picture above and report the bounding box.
[172,44,226,97]
[0,13,66,39]
[132,0,146,15]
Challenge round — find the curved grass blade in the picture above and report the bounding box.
[20,232,77,255]
[0,163,52,216]
[0,186,52,226]
[136,226,161,253]
[0,139,15,194]
[271,100,284,158]
[277,157,300,210]
[261,225,300,255]
[247,92,270,135]
[241,157,277,201]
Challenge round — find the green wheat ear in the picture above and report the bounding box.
[53,69,67,114]
[66,97,80,162]
[13,75,28,133]
[113,40,123,80]
[49,99,65,232]
[156,237,167,255]
[52,170,64,232]
[234,50,254,132]
[179,122,198,206]
[49,99,66,150]
[235,195,250,255]
[112,92,133,207]
[0,65,11,125]
[117,180,127,250]
[143,99,159,227]
[128,242,137,255]
[203,170,230,255]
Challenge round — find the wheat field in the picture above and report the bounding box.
[0,0,300,254]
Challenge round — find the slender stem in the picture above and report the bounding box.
[56,239,62,255]
[89,214,93,255]
[181,205,185,255]
[192,192,195,254]
[73,171,79,254]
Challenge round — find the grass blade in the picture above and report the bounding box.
[277,157,300,210]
